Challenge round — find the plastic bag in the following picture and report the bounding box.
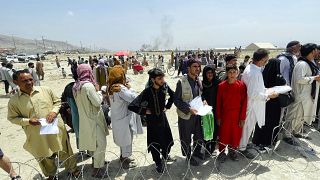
[201,112,214,141]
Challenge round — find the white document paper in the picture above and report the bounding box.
[266,85,292,95]
[190,96,203,110]
[197,105,212,116]
[39,118,59,135]
[189,96,212,116]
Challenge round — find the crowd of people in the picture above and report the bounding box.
[2,40,320,179]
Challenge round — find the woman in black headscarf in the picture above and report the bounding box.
[201,65,220,155]
[252,58,286,147]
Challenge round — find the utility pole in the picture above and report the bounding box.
[34,39,38,47]
[65,40,69,51]
[80,41,83,50]
[11,35,17,52]
[42,36,46,51]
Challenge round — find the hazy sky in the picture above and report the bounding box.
[1,0,319,50]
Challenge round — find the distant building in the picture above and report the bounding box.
[245,43,277,50]
[0,48,15,54]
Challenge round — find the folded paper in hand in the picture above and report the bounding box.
[189,96,212,116]
[266,85,292,95]
[39,118,59,135]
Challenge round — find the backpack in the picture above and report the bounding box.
[277,53,295,84]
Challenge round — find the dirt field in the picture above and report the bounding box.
[1,52,320,180]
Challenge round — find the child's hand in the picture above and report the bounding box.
[239,120,245,128]
[203,100,208,105]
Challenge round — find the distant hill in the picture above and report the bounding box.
[0,34,79,54]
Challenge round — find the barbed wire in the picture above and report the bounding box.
[2,115,320,179]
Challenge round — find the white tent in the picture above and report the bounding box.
[245,43,277,50]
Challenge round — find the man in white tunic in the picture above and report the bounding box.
[73,64,108,178]
[240,49,278,158]
[28,62,40,86]
[108,65,143,169]
[283,43,320,144]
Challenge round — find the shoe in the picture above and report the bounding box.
[302,135,312,140]
[204,152,212,159]
[120,156,135,162]
[257,145,267,154]
[164,155,176,162]
[156,162,164,173]
[283,137,298,146]
[230,152,239,161]
[91,168,107,178]
[240,150,255,159]
[294,134,303,138]
[218,153,227,163]
[302,129,307,133]
[121,158,137,169]
[69,169,81,178]
[192,152,205,160]
[187,157,199,166]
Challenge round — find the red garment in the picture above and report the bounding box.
[216,80,247,151]
[133,64,144,71]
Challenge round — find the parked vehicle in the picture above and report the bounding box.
[6,56,19,63]
[27,55,37,60]
[17,53,29,62]
[0,53,7,62]
[44,50,56,55]
[40,54,46,60]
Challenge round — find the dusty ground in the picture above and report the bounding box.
[1,53,320,180]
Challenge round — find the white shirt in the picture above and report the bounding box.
[29,68,40,86]
[288,60,320,125]
[4,68,17,89]
[0,66,6,81]
[241,64,268,127]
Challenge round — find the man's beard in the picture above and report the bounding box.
[155,81,164,87]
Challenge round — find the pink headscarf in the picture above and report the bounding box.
[73,64,96,96]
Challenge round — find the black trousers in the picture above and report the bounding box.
[178,116,203,158]
[177,66,183,76]
[101,104,111,126]
[2,80,9,94]
[150,143,171,165]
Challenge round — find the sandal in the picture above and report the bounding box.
[92,168,107,179]
[70,169,81,178]
[46,176,57,180]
